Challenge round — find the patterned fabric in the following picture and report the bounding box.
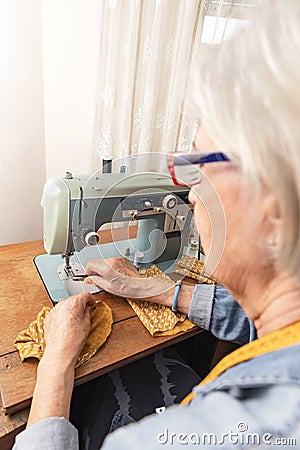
[14,306,49,361]
[14,301,113,368]
[175,254,217,284]
[75,301,113,367]
[127,265,195,336]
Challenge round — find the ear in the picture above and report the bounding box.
[260,191,281,243]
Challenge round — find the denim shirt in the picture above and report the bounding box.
[189,284,257,345]
[13,286,300,449]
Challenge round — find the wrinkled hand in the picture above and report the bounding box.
[43,292,95,368]
[84,257,173,301]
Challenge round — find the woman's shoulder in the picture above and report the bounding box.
[197,342,300,396]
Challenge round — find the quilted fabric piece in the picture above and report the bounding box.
[175,254,217,284]
[75,300,112,367]
[14,306,49,361]
[14,300,112,368]
[127,265,195,336]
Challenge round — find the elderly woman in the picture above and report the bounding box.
[13,0,300,448]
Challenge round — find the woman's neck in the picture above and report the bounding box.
[226,272,300,338]
[253,275,300,338]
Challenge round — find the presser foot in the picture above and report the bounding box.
[57,262,101,297]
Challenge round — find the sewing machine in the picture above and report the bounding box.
[35,171,195,303]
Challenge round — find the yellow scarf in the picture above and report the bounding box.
[181,321,300,406]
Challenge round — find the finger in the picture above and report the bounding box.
[69,292,96,315]
[86,295,96,307]
[84,275,101,287]
[84,275,112,292]
[77,291,96,308]
[85,259,109,276]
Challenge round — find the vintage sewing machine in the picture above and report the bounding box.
[35,171,196,303]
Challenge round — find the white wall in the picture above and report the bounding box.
[0,0,101,245]
[0,0,45,245]
[42,0,101,178]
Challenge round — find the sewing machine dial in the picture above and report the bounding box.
[162,194,178,209]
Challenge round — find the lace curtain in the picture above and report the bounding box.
[88,0,251,172]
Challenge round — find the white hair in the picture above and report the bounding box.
[192,0,300,278]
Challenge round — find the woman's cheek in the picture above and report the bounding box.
[188,189,197,205]
[189,191,212,254]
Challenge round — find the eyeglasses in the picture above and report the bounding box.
[167,152,230,186]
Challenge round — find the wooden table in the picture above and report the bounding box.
[0,240,202,449]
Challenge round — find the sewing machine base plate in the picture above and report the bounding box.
[34,243,179,304]
[34,254,101,303]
